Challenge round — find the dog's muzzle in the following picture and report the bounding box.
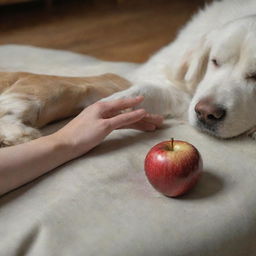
[194,97,226,133]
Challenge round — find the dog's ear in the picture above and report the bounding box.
[185,39,210,83]
[174,36,210,94]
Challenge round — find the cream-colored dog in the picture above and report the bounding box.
[1,0,256,146]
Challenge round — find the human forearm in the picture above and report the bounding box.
[0,134,74,196]
[0,97,163,197]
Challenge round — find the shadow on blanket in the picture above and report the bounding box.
[180,171,225,200]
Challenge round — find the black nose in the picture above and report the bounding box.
[195,98,226,126]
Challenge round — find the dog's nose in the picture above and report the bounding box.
[195,99,226,125]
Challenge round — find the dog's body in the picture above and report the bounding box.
[1,0,256,146]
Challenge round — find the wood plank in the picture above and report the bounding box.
[0,0,35,5]
[0,0,208,63]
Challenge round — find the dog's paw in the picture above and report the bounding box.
[101,84,172,116]
[101,87,138,102]
[0,120,41,147]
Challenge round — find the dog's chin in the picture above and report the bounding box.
[189,113,248,139]
[195,122,223,138]
[193,121,242,139]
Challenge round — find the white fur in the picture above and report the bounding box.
[0,117,41,146]
[2,0,256,141]
[105,0,256,139]
[0,93,40,121]
[0,93,41,146]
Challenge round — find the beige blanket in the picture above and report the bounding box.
[0,45,255,256]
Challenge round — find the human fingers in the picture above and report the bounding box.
[119,114,164,131]
[108,108,146,129]
[100,96,144,117]
[122,120,157,131]
[142,114,164,128]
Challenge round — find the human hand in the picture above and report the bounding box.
[54,96,163,158]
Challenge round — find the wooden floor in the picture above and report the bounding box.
[0,0,208,63]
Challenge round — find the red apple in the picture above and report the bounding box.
[144,139,203,197]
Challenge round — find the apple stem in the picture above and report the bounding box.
[170,137,174,151]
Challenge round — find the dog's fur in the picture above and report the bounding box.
[0,72,131,146]
[1,0,256,146]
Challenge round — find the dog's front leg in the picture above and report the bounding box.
[102,83,191,118]
[0,72,132,146]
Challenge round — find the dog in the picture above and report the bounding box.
[1,0,256,146]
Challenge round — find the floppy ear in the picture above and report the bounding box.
[185,42,210,82]
[174,37,210,94]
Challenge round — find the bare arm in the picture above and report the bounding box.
[0,97,163,196]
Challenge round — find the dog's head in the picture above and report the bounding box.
[184,16,256,138]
